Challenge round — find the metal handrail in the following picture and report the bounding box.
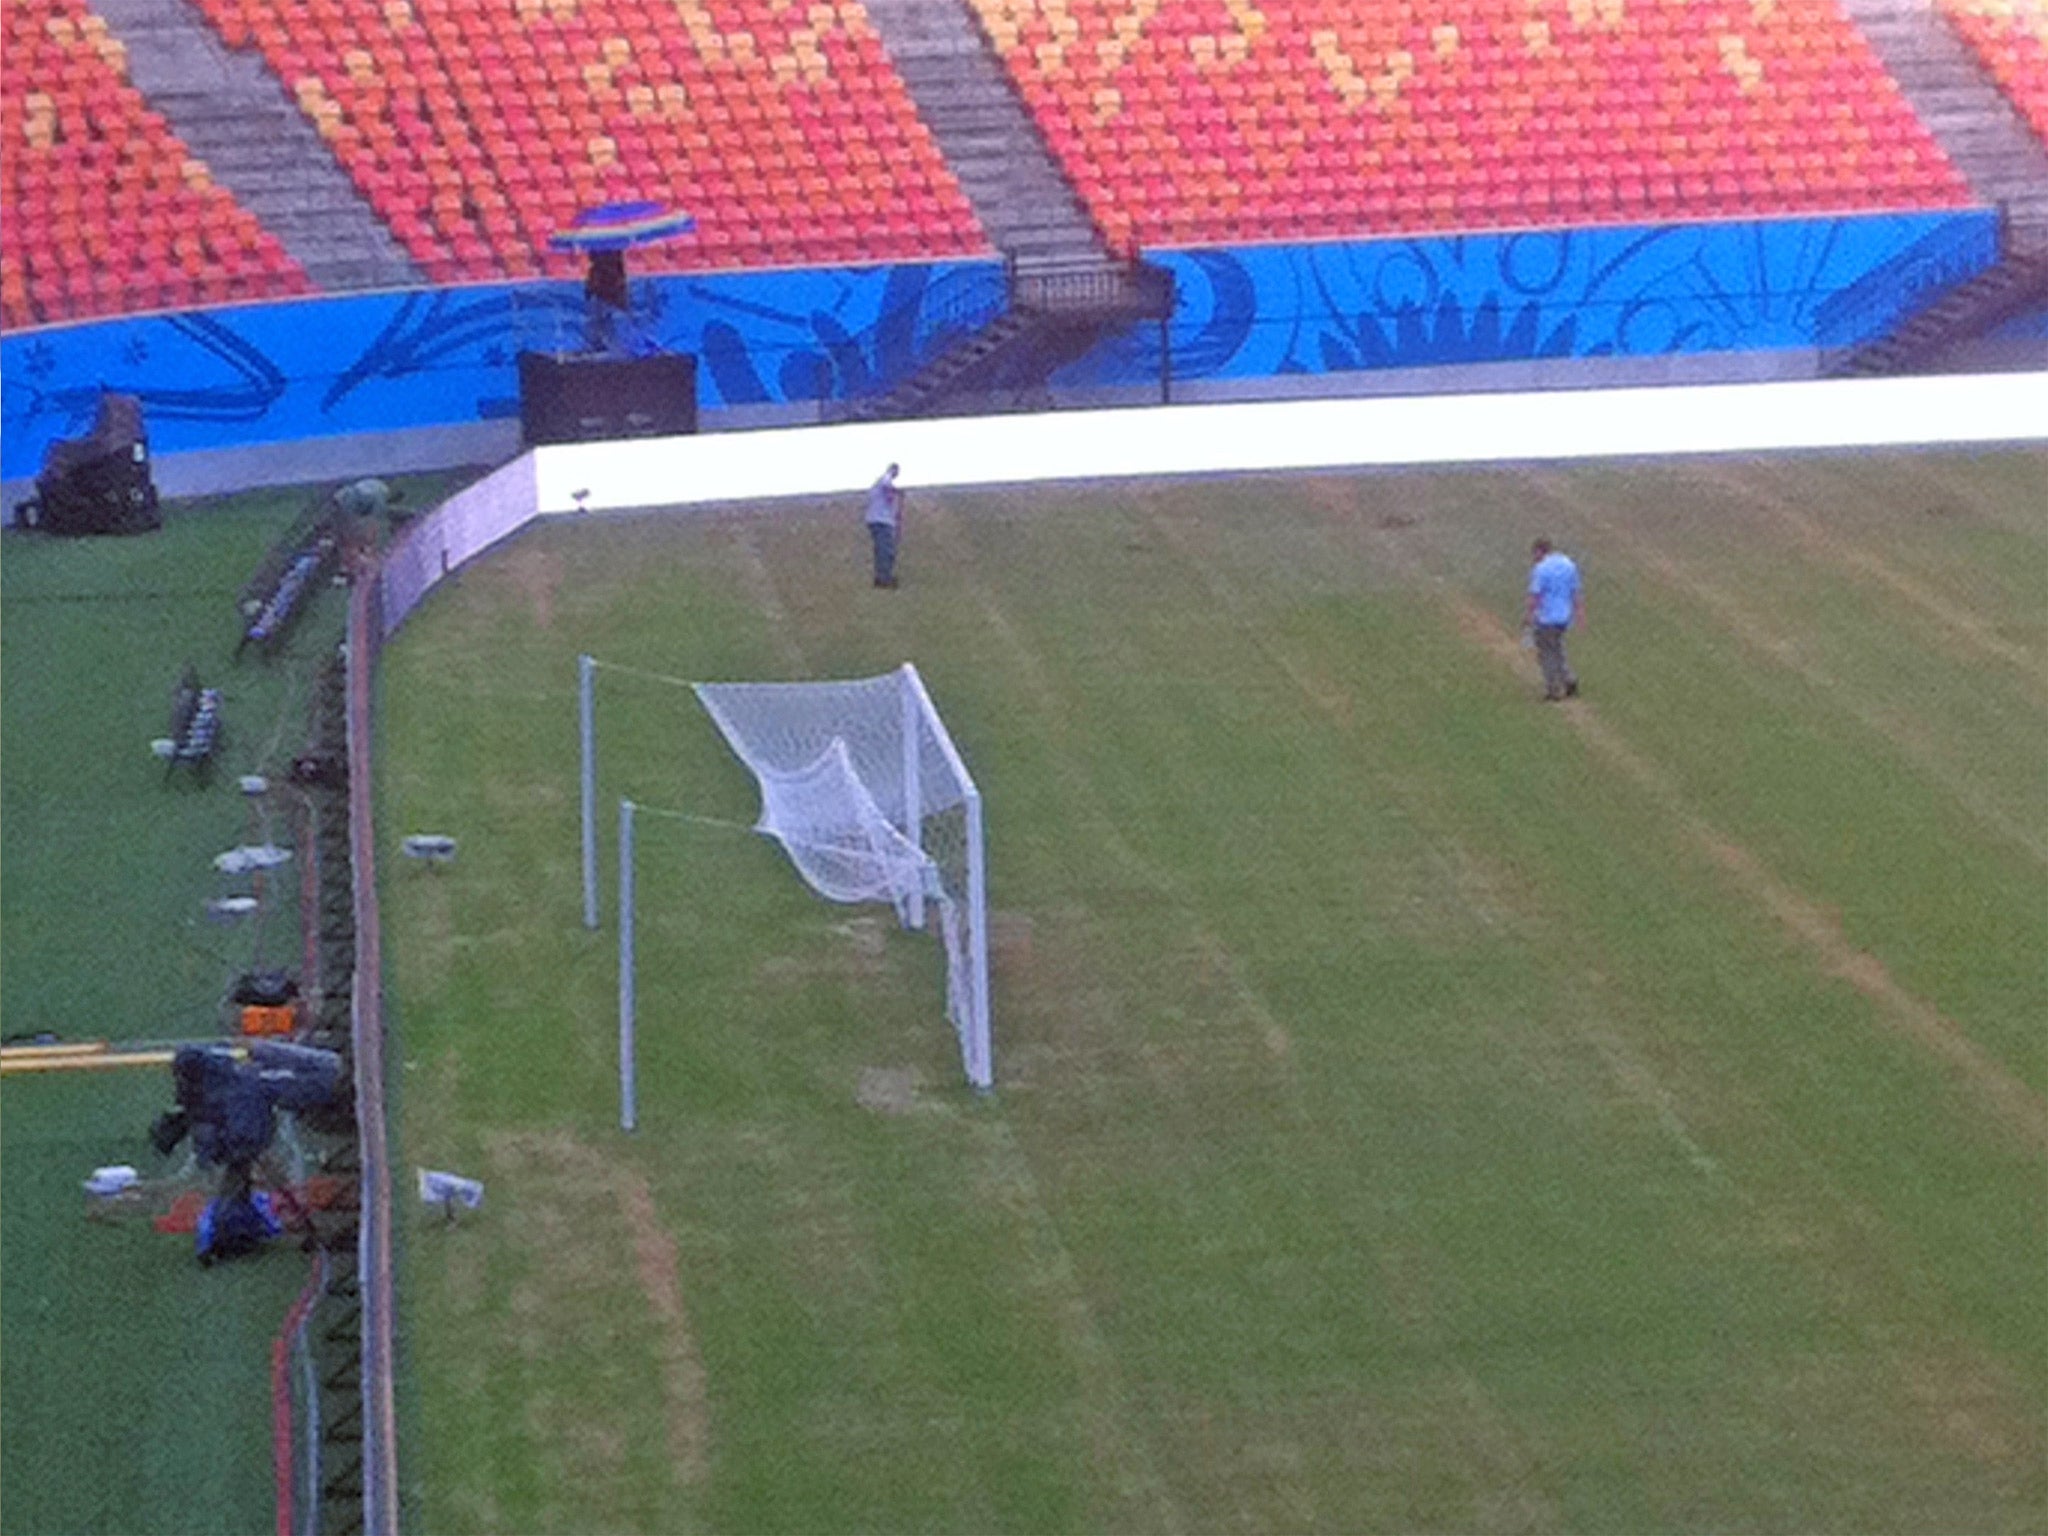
[821,263,1011,416]
[1815,212,2000,366]
[832,252,1176,419]
[1010,256,1175,319]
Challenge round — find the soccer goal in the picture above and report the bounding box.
[583,658,992,1095]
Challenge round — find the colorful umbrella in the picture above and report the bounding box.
[549,201,696,252]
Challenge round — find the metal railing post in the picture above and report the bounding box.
[580,654,598,930]
[618,798,637,1133]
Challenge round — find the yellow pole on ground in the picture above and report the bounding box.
[0,1044,246,1075]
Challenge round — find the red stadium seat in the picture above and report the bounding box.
[176,0,989,280]
[1941,0,2048,147]
[2,0,307,325]
[961,0,1969,249]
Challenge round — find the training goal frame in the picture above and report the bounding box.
[581,656,993,1107]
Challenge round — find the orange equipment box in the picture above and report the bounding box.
[239,1004,297,1037]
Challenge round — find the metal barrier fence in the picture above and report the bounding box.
[341,454,552,1534]
[379,455,543,639]
[345,577,399,1536]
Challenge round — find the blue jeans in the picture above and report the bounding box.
[869,522,898,585]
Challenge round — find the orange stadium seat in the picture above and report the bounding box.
[185,0,989,280]
[2,0,310,325]
[1941,0,2048,146]
[963,0,1973,248]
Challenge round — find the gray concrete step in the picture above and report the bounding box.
[1833,251,2048,372]
[90,0,421,292]
[861,0,1110,267]
[1839,0,2048,212]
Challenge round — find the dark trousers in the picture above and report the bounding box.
[869,522,898,585]
[1535,624,1577,697]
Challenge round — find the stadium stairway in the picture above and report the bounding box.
[1828,246,2048,374]
[844,0,1174,420]
[91,0,418,292]
[859,0,1109,277]
[1828,0,2048,372]
[1843,0,2048,245]
[841,256,1173,420]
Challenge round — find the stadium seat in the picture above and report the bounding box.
[1941,0,2048,147]
[2,0,309,327]
[185,0,990,282]
[963,0,1973,248]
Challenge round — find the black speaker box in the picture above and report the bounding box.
[518,351,697,445]
[27,393,160,535]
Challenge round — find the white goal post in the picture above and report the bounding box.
[584,659,992,1094]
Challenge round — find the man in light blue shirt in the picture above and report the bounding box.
[864,463,903,588]
[1524,538,1584,701]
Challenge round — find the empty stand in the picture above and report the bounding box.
[190,0,991,282]
[1848,0,2048,248]
[2,0,311,328]
[967,0,1974,252]
[1942,0,2048,145]
[92,0,422,294]
[863,0,1112,271]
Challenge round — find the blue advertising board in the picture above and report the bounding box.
[1,260,999,481]
[1,209,1999,481]
[1060,208,1999,387]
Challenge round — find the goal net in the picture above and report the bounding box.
[694,664,992,1090]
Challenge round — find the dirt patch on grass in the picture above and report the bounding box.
[756,915,892,988]
[829,914,888,959]
[990,909,1034,963]
[855,1064,920,1115]
[497,544,564,630]
[617,1169,712,1484]
[1187,926,1295,1065]
[1898,1348,2044,1472]
[485,1129,712,1490]
[551,1411,629,1484]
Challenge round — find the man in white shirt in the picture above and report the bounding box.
[865,463,903,588]
[1524,537,1584,701]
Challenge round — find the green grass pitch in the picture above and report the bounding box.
[15,449,2038,1535]
[382,445,2046,1533]
[0,476,468,1536]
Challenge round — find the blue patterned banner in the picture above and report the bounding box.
[3,211,2000,481]
[1059,210,1998,387]
[1,260,999,481]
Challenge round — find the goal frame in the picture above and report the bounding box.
[583,657,993,1100]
